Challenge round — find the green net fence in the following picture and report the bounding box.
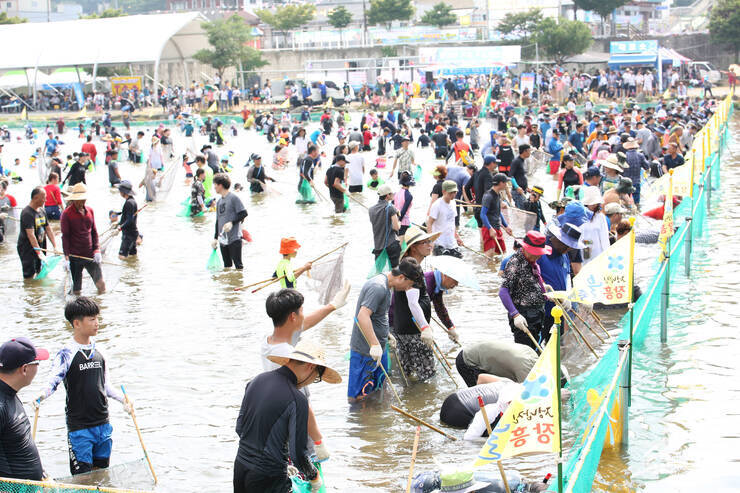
[0,477,150,493]
[552,101,734,492]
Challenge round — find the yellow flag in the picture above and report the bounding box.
[326,97,333,108]
[396,91,404,104]
[20,106,27,120]
[657,171,674,262]
[662,87,671,99]
[78,106,87,118]
[207,101,217,113]
[474,332,560,466]
[650,161,691,197]
[280,98,290,109]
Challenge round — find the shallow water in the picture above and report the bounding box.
[0,114,737,492]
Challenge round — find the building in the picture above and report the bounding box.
[0,0,82,22]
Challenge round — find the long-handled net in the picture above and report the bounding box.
[528,149,552,176]
[53,458,154,491]
[501,207,537,237]
[306,247,345,305]
[34,255,62,280]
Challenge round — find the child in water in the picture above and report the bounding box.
[272,237,312,289]
[367,168,385,191]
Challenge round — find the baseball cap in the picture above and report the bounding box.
[492,173,509,185]
[0,337,49,370]
[483,155,498,166]
[442,180,458,193]
[377,184,394,197]
[584,166,601,178]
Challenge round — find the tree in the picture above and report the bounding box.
[0,12,27,23]
[327,6,352,45]
[574,0,628,35]
[496,8,543,41]
[709,0,740,62]
[257,4,315,34]
[367,0,414,29]
[535,18,592,65]
[420,2,456,28]
[117,0,166,14]
[194,15,267,80]
[81,9,125,18]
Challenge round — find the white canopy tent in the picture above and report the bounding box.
[0,69,52,90]
[0,12,208,102]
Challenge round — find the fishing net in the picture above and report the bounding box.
[154,161,178,200]
[464,215,478,229]
[54,459,154,491]
[306,247,345,305]
[206,248,223,271]
[343,194,350,211]
[413,164,423,182]
[290,463,326,493]
[34,255,61,280]
[296,179,315,204]
[501,207,537,237]
[527,149,551,177]
[367,249,391,278]
[0,474,151,493]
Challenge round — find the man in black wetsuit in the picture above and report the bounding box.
[234,339,341,493]
[0,337,49,480]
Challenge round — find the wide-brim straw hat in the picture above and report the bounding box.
[64,183,88,201]
[267,339,341,384]
[401,225,441,257]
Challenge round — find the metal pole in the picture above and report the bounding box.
[627,305,633,406]
[684,215,692,277]
[617,339,630,450]
[706,166,712,215]
[660,237,670,343]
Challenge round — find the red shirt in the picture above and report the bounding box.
[43,184,63,207]
[81,142,97,164]
[60,204,99,257]
[363,130,372,146]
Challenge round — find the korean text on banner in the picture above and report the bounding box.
[474,334,560,466]
[566,233,633,305]
[110,76,142,96]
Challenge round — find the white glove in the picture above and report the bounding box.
[369,344,383,363]
[33,391,46,409]
[309,477,323,493]
[561,298,572,312]
[222,222,233,233]
[0,212,7,220]
[513,314,529,332]
[62,259,70,272]
[420,326,434,347]
[122,399,134,416]
[329,280,351,310]
[447,327,460,344]
[93,252,102,264]
[314,440,330,462]
[211,239,219,249]
[387,333,397,350]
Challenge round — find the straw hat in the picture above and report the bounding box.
[401,225,441,257]
[65,183,88,201]
[623,138,639,150]
[267,339,341,384]
[601,154,623,172]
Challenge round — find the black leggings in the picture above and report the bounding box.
[440,392,474,428]
[455,351,481,388]
[233,460,291,493]
[220,240,243,269]
[70,258,103,293]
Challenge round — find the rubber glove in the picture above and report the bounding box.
[122,399,134,416]
[513,314,529,332]
[0,212,7,220]
[314,440,330,462]
[420,325,434,347]
[211,239,219,249]
[561,298,572,312]
[329,280,351,310]
[310,477,323,493]
[369,344,383,363]
[387,333,397,350]
[447,327,460,344]
[222,222,233,233]
[93,252,102,264]
[62,259,70,272]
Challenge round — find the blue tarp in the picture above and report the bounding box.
[607,54,657,68]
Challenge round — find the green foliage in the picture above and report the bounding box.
[81,8,125,18]
[194,15,267,78]
[0,12,27,23]
[256,4,316,31]
[574,0,628,25]
[118,0,166,14]
[420,2,457,28]
[535,18,592,65]
[496,8,543,39]
[380,46,398,57]
[327,6,352,29]
[367,0,414,29]
[709,0,740,61]
[96,66,133,77]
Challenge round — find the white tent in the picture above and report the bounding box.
[0,12,207,83]
[0,69,51,90]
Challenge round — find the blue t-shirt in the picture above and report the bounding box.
[537,242,570,293]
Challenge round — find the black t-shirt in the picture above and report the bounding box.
[325,165,345,199]
[299,156,315,182]
[0,380,44,480]
[510,156,528,190]
[430,180,444,198]
[64,348,109,432]
[65,161,87,186]
[17,205,47,255]
[432,132,448,148]
[119,196,138,233]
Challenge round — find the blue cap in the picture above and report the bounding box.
[557,201,589,227]
[484,155,498,166]
[584,166,601,178]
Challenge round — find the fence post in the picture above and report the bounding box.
[660,237,670,343]
[706,165,712,215]
[617,339,630,450]
[684,215,692,277]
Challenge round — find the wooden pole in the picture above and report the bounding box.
[121,386,158,484]
[393,343,409,386]
[405,426,421,493]
[553,300,597,358]
[497,462,513,493]
[432,341,452,370]
[479,396,513,493]
[391,405,457,441]
[37,248,122,267]
[32,406,39,442]
[430,316,461,347]
[590,310,611,338]
[345,192,369,209]
[569,308,606,344]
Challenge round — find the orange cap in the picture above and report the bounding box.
[279,237,301,255]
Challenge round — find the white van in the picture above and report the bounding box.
[690,62,722,83]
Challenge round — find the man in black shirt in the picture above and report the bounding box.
[324,154,348,214]
[510,144,531,209]
[431,127,450,159]
[116,181,139,259]
[235,340,340,493]
[62,152,90,187]
[17,186,58,279]
[0,336,49,480]
[472,156,497,226]
[299,145,319,193]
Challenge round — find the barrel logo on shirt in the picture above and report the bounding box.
[79,361,102,371]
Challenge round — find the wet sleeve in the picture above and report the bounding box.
[431,290,453,329]
[289,397,318,481]
[103,362,125,403]
[42,348,72,398]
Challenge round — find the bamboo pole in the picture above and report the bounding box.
[477,396,512,493]
[590,310,611,338]
[345,192,369,209]
[405,426,421,493]
[391,405,457,441]
[37,248,122,267]
[121,386,157,484]
[570,308,606,344]
[430,316,462,347]
[32,406,39,441]
[553,300,597,358]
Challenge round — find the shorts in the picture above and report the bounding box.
[440,392,474,428]
[348,185,363,193]
[480,227,506,254]
[68,422,113,475]
[119,231,138,257]
[455,351,482,388]
[45,205,61,220]
[348,349,388,400]
[70,257,103,293]
[18,248,41,279]
[548,160,560,175]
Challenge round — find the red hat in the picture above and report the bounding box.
[279,237,301,255]
[521,231,552,256]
